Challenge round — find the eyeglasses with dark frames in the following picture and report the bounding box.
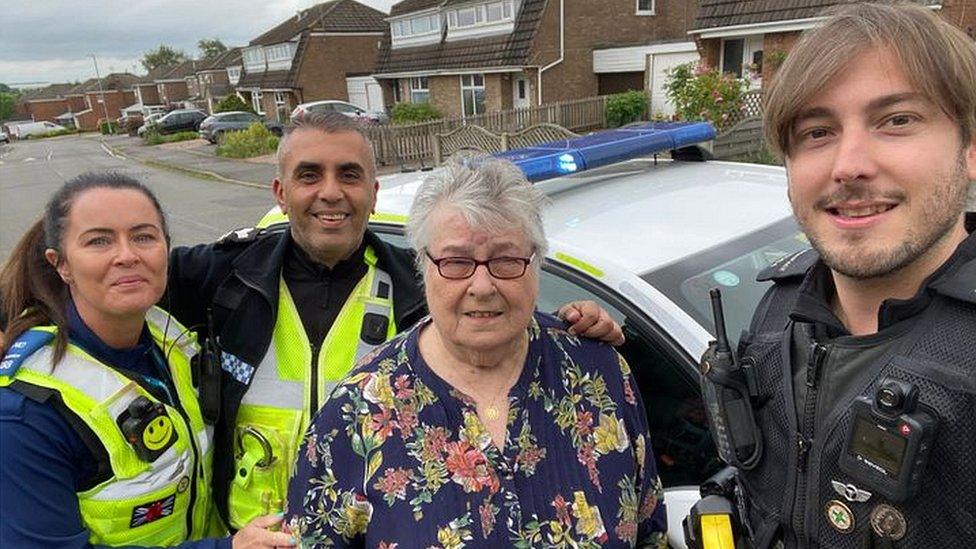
[424,250,536,280]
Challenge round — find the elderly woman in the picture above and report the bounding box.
[285,158,667,547]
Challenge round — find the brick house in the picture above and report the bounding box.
[72,73,139,130]
[689,0,976,90]
[237,0,387,122]
[155,61,196,106]
[132,64,176,113]
[372,0,697,119]
[193,48,243,114]
[15,83,87,125]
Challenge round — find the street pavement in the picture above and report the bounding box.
[0,135,276,262]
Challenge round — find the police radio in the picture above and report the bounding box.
[839,378,937,502]
[700,288,762,470]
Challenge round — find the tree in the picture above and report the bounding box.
[0,92,18,121]
[214,94,255,114]
[141,45,188,72]
[198,38,228,59]
[0,83,15,93]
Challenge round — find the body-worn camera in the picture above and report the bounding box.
[117,396,178,462]
[700,288,762,470]
[839,379,937,502]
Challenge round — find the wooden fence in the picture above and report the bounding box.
[365,95,610,166]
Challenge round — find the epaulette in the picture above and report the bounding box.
[930,255,976,305]
[214,224,286,248]
[0,329,55,377]
[757,248,819,282]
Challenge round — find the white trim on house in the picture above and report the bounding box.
[308,32,385,37]
[690,4,940,39]
[635,0,655,16]
[373,66,523,79]
[593,41,696,73]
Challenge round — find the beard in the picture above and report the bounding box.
[792,153,970,280]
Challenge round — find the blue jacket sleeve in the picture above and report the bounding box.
[0,388,231,549]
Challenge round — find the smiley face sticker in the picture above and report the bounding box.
[143,415,175,451]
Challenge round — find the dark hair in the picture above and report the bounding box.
[276,111,376,178]
[0,172,170,364]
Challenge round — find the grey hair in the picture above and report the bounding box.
[406,156,549,277]
[275,111,376,177]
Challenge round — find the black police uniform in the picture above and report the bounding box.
[165,227,426,524]
[735,214,976,548]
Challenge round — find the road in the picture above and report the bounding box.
[0,135,276,262]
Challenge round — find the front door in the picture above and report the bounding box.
[513,77,530,109]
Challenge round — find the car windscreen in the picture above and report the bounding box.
[641,217,810,345]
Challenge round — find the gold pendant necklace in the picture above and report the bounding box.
[484,404,501,421]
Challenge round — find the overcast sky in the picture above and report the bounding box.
[1,0,396,88]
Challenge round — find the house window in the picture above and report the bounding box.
[448,2,515,29]
[636,0,654,15]
[517,79,526,100]
[392,79,402,103]
[227,67,241,85]
[460,74,485,117]
[410,77,429,103]
[243,47,265,72]
[721,38,745,77]
[274,92,288,121]
[391,14,440,38]
[252,91,264,114]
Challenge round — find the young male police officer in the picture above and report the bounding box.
[164,112,623,530]
[706,3,976,547]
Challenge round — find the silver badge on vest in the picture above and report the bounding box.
[831,480,872,503]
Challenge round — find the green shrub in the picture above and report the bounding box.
[215,122,279,158]
[664,62,748,129]
[99,120,119,134]
[214,94,256,114]
[605,90,649,128]
[391,102,441,124]
[144,130,200,146]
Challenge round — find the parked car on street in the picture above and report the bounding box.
[12,121,68,139]
[0,130,8,144]
[136,113,166,137]
[198,111,284,143]
[140,109,207,137]
[117,113,144,136]
[290,100,387,124]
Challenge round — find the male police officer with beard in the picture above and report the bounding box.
[691,3,976,548]
[164,112,623,534]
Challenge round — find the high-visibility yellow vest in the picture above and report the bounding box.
[227,246,396,528]
[0,308,216,546]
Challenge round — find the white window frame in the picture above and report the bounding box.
[636,0,655,16]
[227,67,241,85]
[252,91,264,115]
[243,47,265,72]
[460,74,485,117]
[409,77,429,103]
[447,1,516,29]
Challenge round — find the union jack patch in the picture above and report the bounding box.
[130,494,176,528]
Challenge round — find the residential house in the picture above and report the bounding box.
[194,47,243,113]
[237,0,387,122]
[373,0,698,119]
[690,0,975,90]
[72,73,139,130]
[155,61,196,106]
[14,83,87,125]
[131,64,177,116]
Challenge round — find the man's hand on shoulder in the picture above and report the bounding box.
[557,301,625,346]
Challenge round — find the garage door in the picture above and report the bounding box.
[346,76,385,112]
[648,51,700,117]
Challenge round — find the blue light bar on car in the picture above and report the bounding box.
[494,121,716,182]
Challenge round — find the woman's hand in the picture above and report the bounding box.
[231,514,297,548]
[558,301,625,346]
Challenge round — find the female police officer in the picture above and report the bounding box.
[0,172,294,548]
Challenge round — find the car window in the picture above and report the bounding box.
[335,104,359,114]
[643,217,810,345]
[308,103,334,114]
[369,222,721,488]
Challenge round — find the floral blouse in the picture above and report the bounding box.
[286,312,668,548]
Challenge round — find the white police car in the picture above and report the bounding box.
[264,122,810,546]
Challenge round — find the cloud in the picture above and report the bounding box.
[1,0,396,85]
